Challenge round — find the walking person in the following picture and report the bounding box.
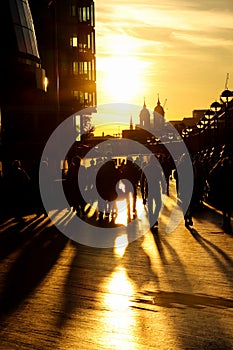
[64,156,86,217]
[119,157,140,221]
[174,154,194,228]
[141,156,164,231]
[96,153,119,222]
[209,156,233,233]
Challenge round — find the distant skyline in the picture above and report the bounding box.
[94,0,233,122]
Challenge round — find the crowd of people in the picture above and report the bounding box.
[0,144,232,233]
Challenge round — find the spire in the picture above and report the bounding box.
[157,93,161,105]
[143,97,146,108]
[130,115,133,130]
[154,93,165,117]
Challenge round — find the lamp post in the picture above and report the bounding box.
[182,126,192,153]
[204,109,215,147]
[220,89,233,152]
[210,101,222,148]
[196,121,204,152]
[200,116,209,151]
[181,128,188,139]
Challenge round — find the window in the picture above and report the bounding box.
[70,5,76,17]
[78,61,88,78]
[90,3,94,26]
[91,32,95,53]
[73,90,78,100]
[72,61,78,75]
[78,7,82,22]
[9,0,40,58]
[82,8,86,21]
[70,35,78,47]
[86,7,90,20]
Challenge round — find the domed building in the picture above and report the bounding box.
[139,99,150,130]
[153,95,165,130]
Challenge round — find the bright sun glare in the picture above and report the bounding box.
[98,35,148,102]
[103,57,142,101]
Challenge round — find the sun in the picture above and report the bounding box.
[97,34,148,103]
[102,56,143,102]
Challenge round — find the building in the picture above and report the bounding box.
[123,96,165,144]
[0,0,48,165]
[138,97,165,132]
[0,0,97,168]
[153,96,165,130]
[30,0,97,137]
[139,99,150,130]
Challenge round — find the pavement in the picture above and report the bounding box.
[0,179,233,350]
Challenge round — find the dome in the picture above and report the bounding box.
[154,97,164,116]
[139,99,150,129]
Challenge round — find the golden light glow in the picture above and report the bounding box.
[95,3,233,120]
[98,34,149,103]
[102,266,136,349]
[102,57,143,101]
[44,76,48,92]
[114,234,128,258]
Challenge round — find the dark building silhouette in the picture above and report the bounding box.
[0,0,48,164]
[0,0,97,168]
[122,96,166,145]
[30,0,97,118]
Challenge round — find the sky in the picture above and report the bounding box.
[93,0,233,131]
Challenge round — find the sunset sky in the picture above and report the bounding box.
[93,0,233,130]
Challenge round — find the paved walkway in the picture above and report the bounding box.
[0,180,233,349]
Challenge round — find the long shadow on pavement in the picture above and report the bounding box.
[0,218,68,318]
[187,226,233,286]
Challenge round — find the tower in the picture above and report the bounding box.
[130,115,133,130]
[153,95,165,130]
[139,98,150,130]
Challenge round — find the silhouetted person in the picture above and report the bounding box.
[209,156,233,233]
[192,155,206,209]
[174,154,194,227]
[141,156,164,231]
[119,157,140,220]
[96,154,119,222]
[65,156,86,217]
[160,154,175,196]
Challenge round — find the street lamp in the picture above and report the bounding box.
[186,126,193,134]
[182,126,193,152]
[220,89,233,151]
[182,127,192,138]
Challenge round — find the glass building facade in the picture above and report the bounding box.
[9,0,40,60]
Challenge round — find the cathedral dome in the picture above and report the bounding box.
[139,99,150,129]
[154,97,164,116]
